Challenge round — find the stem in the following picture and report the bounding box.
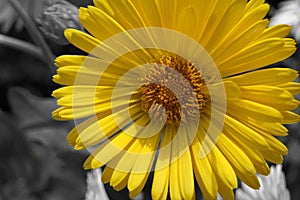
[0,34,43,59]
[8,0,56,74]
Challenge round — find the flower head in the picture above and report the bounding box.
[235,165,291,200]
[36,0,82,45]
[52,0,300,199]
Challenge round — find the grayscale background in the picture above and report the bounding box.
[0,0,299,199]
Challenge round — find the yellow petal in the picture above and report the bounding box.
[233,140,270,175]
[152,126,172,200]
[239,119,288,137]
[258,24,292,40]
[79,6,125,40]
[219,39,296,77]
[169,153,181,200]
[227,99,283,122]
[128,172,149,199]
[155,0,177,29]
[110,169,129,191]
[257,132,288,155]
[83,115,149,167]
[66,110,114,146]
[208,147,237,199]
[53,66,98,86]
[52,85,113,98]
[84,153,105,169]
[84,137,132,169]
[57,88,138,107]
[204,0,247,53]
[226,68,298,86]
[235,4,269,37]
[131,0,162,27]
[223,115,270,150]
[101,166,114,183]
[110,0,147,28]
[209,147,237,188]
[109,143,139,173]
[55,55,85,67]
[177,5,197,37]
[204,81,240,100]
[80,5,156,63]
[195,0,229,45]
[93,0,114,16]
[261,150,284,164]
[217,134,260,189]
[128,134,161,198]
[239,85,299,111]
[280,111,300,124]
[53,96,140,120]
[151,166,169,200]
[64,29,101,54]
[212,20,269,64]
[178,127,195,199]
[278,82,300,95]
[245,0,265,13]
[191,127,218,200]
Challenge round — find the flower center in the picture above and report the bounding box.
[139,54,210,126]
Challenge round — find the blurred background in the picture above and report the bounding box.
[0,0,299,199]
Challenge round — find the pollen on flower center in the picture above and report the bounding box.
[139,54,210,126]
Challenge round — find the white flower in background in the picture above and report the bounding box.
[235,165,290,200]
[270,0,300,41]
[85,169,110,200]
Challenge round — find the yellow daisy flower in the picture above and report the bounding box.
[52,0,300,199]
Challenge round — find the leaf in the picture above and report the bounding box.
[8,87,57,126]
[7,87,88,199]
[0,0,24,33]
